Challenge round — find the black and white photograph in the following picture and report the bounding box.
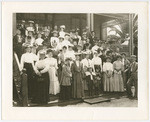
[2,1,148,120]
[13,13,138,107]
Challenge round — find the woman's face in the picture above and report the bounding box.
[76,55,80,60]
[28,31,33,36]
[48,52,53,57]
[40,54,45,59]
[59,38,64,42]
[53,33,58,37]
[106,59,111,62]
[25,47,31,53]
[38,33,42,38]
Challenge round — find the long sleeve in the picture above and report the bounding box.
[103,63,107,72]
[54,59,58,70]
[20,54,25,71]
[40,65,49,74]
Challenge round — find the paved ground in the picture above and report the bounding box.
[66,97,138,107]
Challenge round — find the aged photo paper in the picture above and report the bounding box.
[2,1,149,120]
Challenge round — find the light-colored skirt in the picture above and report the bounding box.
[113,72,124,92]
[48,67,60,95]
[103,73,114,92]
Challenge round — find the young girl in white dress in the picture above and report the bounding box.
[45,49,60,95]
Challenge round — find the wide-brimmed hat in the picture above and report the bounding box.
[60,25,65,29]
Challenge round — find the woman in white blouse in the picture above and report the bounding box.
[34,51,49,104]
[45,49,60,95]
[20,45,36,99]
[103,56,114,92]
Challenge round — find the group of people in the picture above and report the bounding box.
[13,20,138,106]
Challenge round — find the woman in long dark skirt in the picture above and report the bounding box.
[20,45,35,100]
[71,52,84,99]
[34,50,50,104]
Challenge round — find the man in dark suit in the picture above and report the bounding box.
[126,55,138,99]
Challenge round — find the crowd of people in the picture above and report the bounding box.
[13,20,138,106]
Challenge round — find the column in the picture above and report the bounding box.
[86,13,91,31]
[129,14,133,56]
[13,13,16,36]
[91,13,94,31]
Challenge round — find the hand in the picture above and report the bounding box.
[37,71,41,76]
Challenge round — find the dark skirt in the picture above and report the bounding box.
[34,72,49,104]
[60,85,71,101]
[24,63,34,99]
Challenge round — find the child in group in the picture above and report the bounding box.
[93,66,102,96]
[60,58,72,101]
[85,67,96,97]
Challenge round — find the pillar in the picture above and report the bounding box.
[129,14,133,56]
[91,13,94,31]
[87,13,91,31]
[13,13,16,36]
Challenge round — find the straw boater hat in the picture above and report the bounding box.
[39,50,46,55]
[121,52,127,56]
[65,33,70,36]
[68,43,74,47]
[75,52,82,56]
[131,55,136,59]
[59,36,65,39]
[52,30,58,34]
[60,25,65,29]
[21,20,25,23]
[28,20,34,24]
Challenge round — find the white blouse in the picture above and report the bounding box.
[20,52,36,70]
[103,62,113,72]
[92,56,102,65]
[34,59,49,74]
[81,58,94,69]
[35,38,44,46]
[45,57,58,69]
